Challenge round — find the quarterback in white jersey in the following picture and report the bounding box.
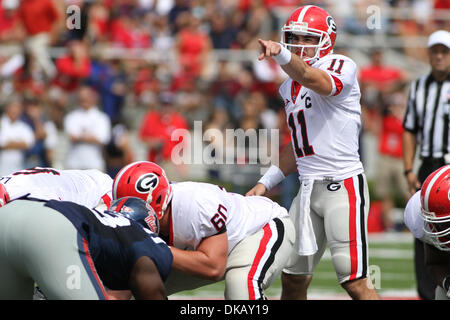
[247,5,379,300]
[112,161,295,300]
[403,165,450,300]
[278,53,363,180]
[0,167,113,209]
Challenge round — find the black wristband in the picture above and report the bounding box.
[404,169,413,176]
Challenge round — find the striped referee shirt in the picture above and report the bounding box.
[403,73,450,158]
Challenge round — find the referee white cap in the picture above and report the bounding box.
[427,30,450,48]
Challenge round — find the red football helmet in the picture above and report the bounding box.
[420,165,450,251]
[112,161,173,220]
[281,5,337,63]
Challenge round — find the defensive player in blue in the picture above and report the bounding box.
[0,196,172,300]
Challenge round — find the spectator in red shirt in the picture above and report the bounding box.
[110,13,151,49]
[0,0,24,43]
[359,48,408,231]
[53,40,91,93]
[175,11,212,79]
[374,90,410,231]
[17,0,63,79]
[88,1,111,43]
[139,91,189,180]
[359,48,405,93]
[359,48,406,153]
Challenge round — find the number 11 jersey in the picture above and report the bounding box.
[279,53,364,181]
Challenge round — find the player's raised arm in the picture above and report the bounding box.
[258,38,332,96]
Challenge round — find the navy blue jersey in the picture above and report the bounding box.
[45,200,172,290]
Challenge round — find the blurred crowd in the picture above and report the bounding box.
[0,0,448,229]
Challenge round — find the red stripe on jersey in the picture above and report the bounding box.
[0,184,10,207]
[331,75,343,96]
[344,178,358,281]
[101,194,111,207]
[291,81,302,103]
[247,223,272,300]
[82,238,109,299]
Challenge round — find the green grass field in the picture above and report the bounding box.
[171,232,418,300]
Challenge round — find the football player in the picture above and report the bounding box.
[404,165,450,300]
[112,161,295,300]
[246,5,380,299]
[0,167,113,210]
[0,196,172,299]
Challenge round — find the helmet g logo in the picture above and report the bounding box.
[326,16,337,34]
[135,173,159,194]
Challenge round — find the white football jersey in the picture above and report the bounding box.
[404,191,434,246]
[0,167,113,209]
[279,53,364,181]
[169,182,289,253]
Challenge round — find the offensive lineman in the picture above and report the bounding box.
[112,161,295,300]
[246,5,380,299]
[404,165,450,300]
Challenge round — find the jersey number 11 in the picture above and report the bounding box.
[288,111,315,158]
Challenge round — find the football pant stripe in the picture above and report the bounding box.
[345,175,368,281]
[247,223,272,300]
[77,235,108,300]
[357,174,368,279]
[344,176,358,281]
[254,218,285,299]
[247,219,284,300]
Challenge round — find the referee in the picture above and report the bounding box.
[402,30,450,300]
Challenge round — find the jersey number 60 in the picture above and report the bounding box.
[210,204,228,232]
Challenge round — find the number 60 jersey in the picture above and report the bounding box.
[279,53,364,181]
[169,181,289,252]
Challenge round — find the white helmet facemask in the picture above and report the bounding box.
[281,23,332,63]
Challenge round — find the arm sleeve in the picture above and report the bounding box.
[319,57,357,97]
